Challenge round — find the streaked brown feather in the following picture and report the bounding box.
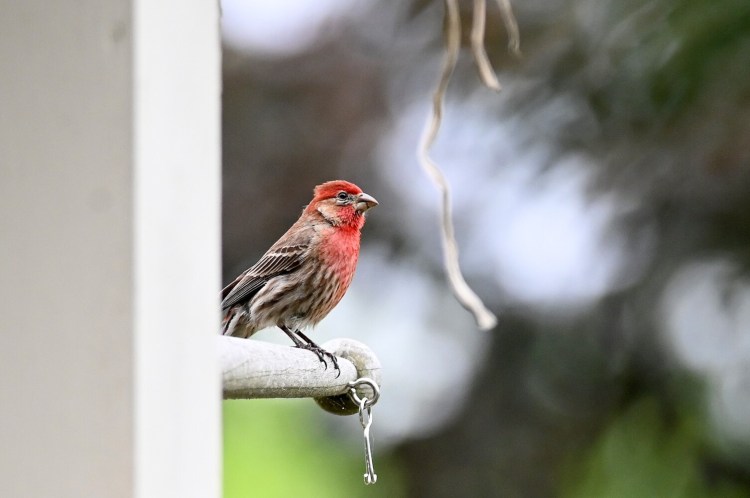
[221,244,308,310]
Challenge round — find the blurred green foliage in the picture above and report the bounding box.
[652,0,750,114]
[588,0,750,128]
[564,397,746,498]
[223,400,406,498]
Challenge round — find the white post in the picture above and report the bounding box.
[0,0,221,497]
[133,0,221,496]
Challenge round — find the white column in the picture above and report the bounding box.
[0,0,221,496]
[133,0,221,497]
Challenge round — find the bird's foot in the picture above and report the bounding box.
[296,343,340,376]
[278,325,341,377]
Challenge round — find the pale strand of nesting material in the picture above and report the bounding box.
[417,0,520,330]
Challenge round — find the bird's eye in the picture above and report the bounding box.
[336,191,348,201]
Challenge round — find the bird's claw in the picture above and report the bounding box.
[297,344,340,377]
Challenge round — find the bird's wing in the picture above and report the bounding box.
[221,243,308,310]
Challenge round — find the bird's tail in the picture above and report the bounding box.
[221,308,249,337]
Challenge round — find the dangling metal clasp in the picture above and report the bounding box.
[348,377,380,484]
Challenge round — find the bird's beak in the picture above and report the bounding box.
[355,192,378,212]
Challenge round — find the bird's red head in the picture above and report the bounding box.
[306,180,378,229]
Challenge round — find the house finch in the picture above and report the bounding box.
[221,180,378,372]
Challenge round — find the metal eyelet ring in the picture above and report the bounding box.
[347,377,380,408]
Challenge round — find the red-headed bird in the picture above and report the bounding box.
[221,180,378,371]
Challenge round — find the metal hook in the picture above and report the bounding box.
[347,377,380,484]
[347,377,380,407]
